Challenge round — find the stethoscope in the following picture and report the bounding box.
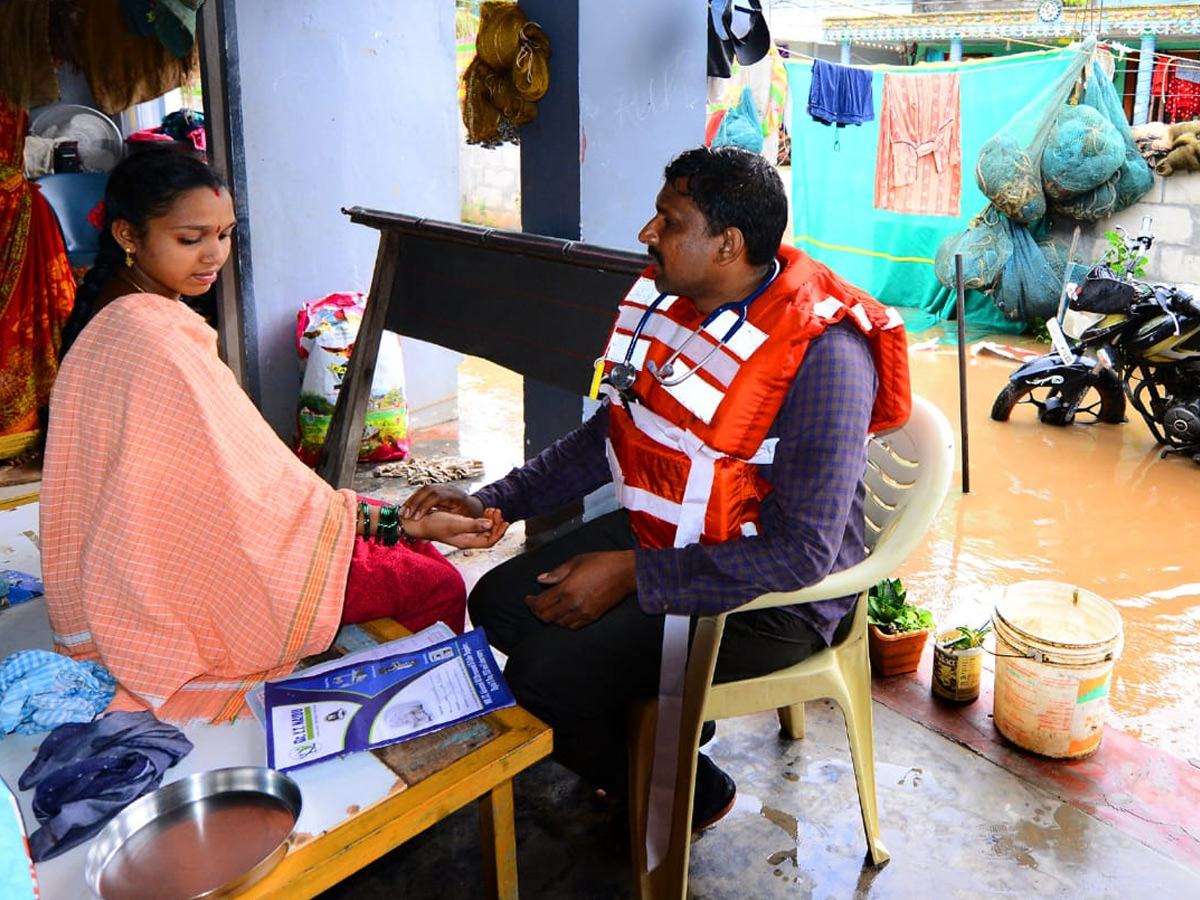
[605,259,780,392]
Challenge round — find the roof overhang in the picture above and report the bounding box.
[824,4,1200,44]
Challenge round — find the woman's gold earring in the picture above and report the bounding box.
[124,247,134,268]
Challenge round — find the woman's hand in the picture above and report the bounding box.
[400,485,484,521]
[403,507,508,549]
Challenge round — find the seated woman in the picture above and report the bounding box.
[41,146,506,724]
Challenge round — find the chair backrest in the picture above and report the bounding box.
[33,172,109,268]
[860,394,956,571]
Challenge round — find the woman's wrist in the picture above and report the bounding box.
[356,499,417,545]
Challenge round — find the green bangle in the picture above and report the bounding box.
[358,501,371,540]
[376,504,400,546]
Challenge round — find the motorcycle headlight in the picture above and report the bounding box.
[1062,309,1103,340]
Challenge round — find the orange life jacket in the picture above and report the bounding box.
[600,243,911,550]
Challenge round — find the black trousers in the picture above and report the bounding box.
[468,510,854,795]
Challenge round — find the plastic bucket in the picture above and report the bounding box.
[992,581,1123,759]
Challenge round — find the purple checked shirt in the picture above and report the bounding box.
[473,322,878,645]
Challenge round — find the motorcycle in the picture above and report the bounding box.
[990,218,1200,462]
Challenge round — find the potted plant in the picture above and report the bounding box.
[866,577,934,676]
[931,623,992,703]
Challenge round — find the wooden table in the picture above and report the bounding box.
[0,614,552,900]
[233,618,553,900]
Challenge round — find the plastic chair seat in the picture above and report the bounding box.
[628,395,956,900]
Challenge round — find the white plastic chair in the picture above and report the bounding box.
[627,394,955,900]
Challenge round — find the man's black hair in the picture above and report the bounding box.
[663,146,788,266]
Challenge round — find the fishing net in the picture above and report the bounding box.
[934,204,1012,292]
[1082,60,1154,210]
[988,218,1063,323]
[1040,103,1124,201]
[975,53,1086,224]
[1048,170,1121,222]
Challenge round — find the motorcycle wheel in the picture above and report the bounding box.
[990,370,1126,425]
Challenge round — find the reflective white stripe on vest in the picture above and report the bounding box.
[812,295,845,320]
[847,302,872,332]
[606,332,651,370]
[642,317,740,387]
[723,316,768,359]
[884,305,905,329]
[625,278,661,307]
[664,369,725,424]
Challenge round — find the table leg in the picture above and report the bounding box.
[478,778,519,900]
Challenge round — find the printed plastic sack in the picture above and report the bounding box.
[934,204,1013,292]
[988,219,1063,323]
[295,292,410,466]
[975,50,1087,224]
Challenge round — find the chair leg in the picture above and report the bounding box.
[628,701,696,900]
[835,657,891,866]
[777,702,806,740]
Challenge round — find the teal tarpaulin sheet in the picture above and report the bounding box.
[787,48,1084,336]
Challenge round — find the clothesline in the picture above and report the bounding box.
[786,38,1200,75]
[784,46,1087,76]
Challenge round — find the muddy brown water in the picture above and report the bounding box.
[446,340,1198,762]
[901,330,1198,762]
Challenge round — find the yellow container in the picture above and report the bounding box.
[992,581,1123,759]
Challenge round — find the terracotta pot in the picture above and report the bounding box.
[931,630,984,702]
[867,625,930,677]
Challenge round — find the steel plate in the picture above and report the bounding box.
[83,767,302,900]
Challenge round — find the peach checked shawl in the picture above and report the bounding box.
[40,294,356,723]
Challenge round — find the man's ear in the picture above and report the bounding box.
[716,226,746,266]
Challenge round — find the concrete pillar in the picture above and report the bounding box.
[515,0,705,530]
[840,42,851,65]
[212,1,461,439]
[949,39,963,63]
[1133,33,1156,126]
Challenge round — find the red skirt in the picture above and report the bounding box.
[340,535,468,634]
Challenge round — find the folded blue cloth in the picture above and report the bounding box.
[18,710,193,861]
[0,650,117,736]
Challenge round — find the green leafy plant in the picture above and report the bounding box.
[1103,229,1148,279]
[939,622,993,651]
[867,578,934,635]
[1028,316,1052,344]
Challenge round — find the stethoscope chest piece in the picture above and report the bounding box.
[606,362,637,391]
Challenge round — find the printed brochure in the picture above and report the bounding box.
[264,627,513,772]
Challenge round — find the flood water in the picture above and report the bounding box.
[901,328,1199,762]
[450,332,1200,762]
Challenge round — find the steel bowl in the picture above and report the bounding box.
[83,766,302,900]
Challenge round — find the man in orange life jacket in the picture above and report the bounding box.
[403,146,911,830]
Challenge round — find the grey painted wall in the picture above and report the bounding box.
[228,1,461,438]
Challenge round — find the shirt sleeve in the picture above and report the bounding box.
[634,323,878,619]
[473,403,614,522]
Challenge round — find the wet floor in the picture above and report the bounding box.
[435,330,1200,765]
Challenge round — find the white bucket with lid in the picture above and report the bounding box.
[991,581,1123,759]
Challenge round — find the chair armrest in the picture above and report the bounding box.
[721,551,898,615]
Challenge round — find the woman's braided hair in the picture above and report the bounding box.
[59,146,226,360]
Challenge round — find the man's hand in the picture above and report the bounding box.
[404,508,508,549]
[525,550,637,629]
[400,485,485,520]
